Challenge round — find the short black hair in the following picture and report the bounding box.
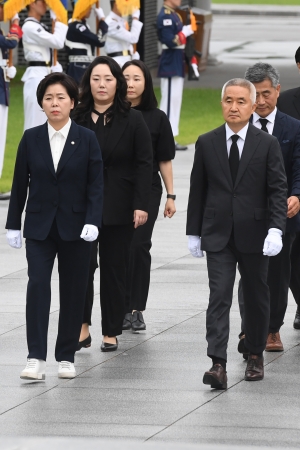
[295,47,300,64]
[36,72,79,108]
[122,60,158,110]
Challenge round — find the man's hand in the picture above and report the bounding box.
[188,235,204,258]
[163,199,176,218]
[182,25,194,38]
[287,196,300,218]
[51,62,63,73]
[80,225,99,242]
[49,10,56,21]
[263,228,283,257]
[132,9,140,20]
[95,7,105,20]
[7,230,22,249]
[6,66,17,79]
[133,210,148,228]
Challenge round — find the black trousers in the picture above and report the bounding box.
[125,174,162,313]
[289,232,300,307]
[238,232,295,334]
[206,235,269,361]
[83,223,134,336]
[26,220,91,362]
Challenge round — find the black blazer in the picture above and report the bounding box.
[186,123,287,253]
[255,110,300,233]
[277,87,300,121]
[6,121,104,241]
[77,108,153,226]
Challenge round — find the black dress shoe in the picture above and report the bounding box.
[203,364,227,390]
[245,355,264,381]
[122,313,132,330]
[76,334,91,352]
[175,142,188,151]
[237,334,249,360]
[101,338,118,352]
[293,307,300,330]
[131,311,146,332]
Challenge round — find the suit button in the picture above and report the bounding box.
[233,194,237,198]
[53,201,57,207]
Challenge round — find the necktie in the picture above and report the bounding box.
[229,134,240,185]
[259,118,269,133]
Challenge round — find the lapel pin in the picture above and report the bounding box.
[71,141,75,145]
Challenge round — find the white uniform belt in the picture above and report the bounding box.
[69,55,95,63]
[23,42,50,64]
[65,39,92,57]
[161,44,185,50]
[0,59,8,67]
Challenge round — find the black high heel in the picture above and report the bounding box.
[76,334,92,352]
[101,338,118,352]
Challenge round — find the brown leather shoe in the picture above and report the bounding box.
[265,332,284,352]
[203,364,227,389]
[245,355,264,381]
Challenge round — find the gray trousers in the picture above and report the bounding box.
[206,235,270,361]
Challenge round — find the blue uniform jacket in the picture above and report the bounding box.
[157,6,185,78]
[66,19,108,84]
[0,30,18,106]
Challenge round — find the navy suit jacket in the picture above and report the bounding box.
[6,121,104,241]
[252,110,300,233]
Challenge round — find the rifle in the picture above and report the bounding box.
[180,5,201,81]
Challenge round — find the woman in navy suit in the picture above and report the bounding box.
[6,73,103,380]
[73,56,153,352]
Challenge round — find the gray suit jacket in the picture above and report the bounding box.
[186,123,287,253]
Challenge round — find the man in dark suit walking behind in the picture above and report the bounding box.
[187,78,287,389]
[277,48,300,330]
[238,63,300,355]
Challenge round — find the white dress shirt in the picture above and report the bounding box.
[225,122,249,159]
[48,118,72,172]
[252,107,277,135]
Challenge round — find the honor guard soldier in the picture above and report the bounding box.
[0,1,22,177]
[105,0,142,67]
[65,6,108,85]
[157,0,194,151]
[22,0,68,130]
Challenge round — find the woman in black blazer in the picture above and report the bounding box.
[6,73,103,380]
[74,56,153,352]
[122,60,176,331]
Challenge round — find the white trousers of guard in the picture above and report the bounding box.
[0,104,8,178]
[23,73,47,131]
[160,76,184,138]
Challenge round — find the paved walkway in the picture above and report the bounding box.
[1,146,300,447]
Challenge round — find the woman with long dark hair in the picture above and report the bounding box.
[73,56,153,352]
[122,60,176,332]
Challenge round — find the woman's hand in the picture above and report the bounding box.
[164,199,176,218]
[133,210,148,228]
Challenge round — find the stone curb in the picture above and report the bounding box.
[211,3,300,16]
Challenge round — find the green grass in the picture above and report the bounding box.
[0,79,223,193]
[213,0,299,4]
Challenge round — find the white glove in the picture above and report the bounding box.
[11,13,20,22]
[132,9,140,19]
[132,51,140,60]
[7,230,22,249]
[80,224,99,242]
[49,10,56,21]
[51,62,63,73]
[95,7,105,20]
[188,235,204,258]
[263,228,283,257]
[182,25,194,38]
[6,66,17,79]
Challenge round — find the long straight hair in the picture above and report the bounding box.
[122,60,158,110]
[72,56,131,123]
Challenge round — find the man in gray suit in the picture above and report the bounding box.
[186,78,287,389]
